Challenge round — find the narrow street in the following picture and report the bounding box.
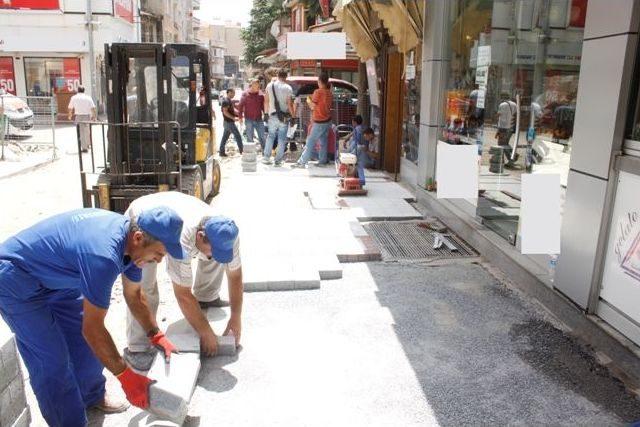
[3,126,639,426]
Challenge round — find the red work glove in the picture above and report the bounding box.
[149,330,178,362]
[117,367,154,409]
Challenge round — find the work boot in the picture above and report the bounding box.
[198,298,230,309]
[91,393,130,414]
[123,348,156,371]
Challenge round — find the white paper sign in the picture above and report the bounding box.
[476,89,486,109]
[406,64,416,80]
[286,32,346,60]
[475,66,488,86]
[366,59,380,107]
[477,46,492,67]
[520,174,561,254]
[436,143,479,199]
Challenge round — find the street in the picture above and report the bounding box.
[1,123,639,426]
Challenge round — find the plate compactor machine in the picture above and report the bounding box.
[78,43,221,213]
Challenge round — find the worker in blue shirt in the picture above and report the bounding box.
[0,207,186,427]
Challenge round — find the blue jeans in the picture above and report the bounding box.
[245,119,265,149]
[0,260,105,427]
[220,121,243,155]
[356,146,374,185]
[299,121,331,165]
[263,115,289,163]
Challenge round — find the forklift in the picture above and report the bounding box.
[78,43,221,213]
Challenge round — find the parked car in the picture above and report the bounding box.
[210,89,220,101]
[0,92,34,137]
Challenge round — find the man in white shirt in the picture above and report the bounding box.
[262,69,295,166]
[496,93,518,166]
[123,191,244,370]
[68,86,96,152]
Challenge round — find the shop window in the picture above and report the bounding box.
[442,0,587,245]
[403,49,421,165]
[24,57,81,97]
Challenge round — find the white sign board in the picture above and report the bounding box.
[366,59,380,107]
[477,46,492,67]
[600,171,640,324]
[475,66,488,86]
[286,32,346,60]
[405,64,416,80]
[436,143,478,199]
[520,174,561,254]
[476,89,486,109]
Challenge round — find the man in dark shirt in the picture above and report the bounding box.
[238,79,266,150]
[219,88,244,156]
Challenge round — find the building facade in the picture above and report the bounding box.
[406,0,640,351]
[0,0,139,116]
[197,23,226,88]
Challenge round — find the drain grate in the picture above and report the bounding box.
[364,221,478,261]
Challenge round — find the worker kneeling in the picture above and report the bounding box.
[124,191,243,370]
[0,207,186,426]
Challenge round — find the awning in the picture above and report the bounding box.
[333,0,381,62]
[371,0,424,54]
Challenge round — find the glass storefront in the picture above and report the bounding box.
[403,48,421,164]
[24,57,81,96]
[442,0,588,244]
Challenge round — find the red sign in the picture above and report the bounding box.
[0,57,16,95]
[114,0,133,24]
[0,0,59,9]
[321,59,359,71]
[62,58,81,93]
[570,0,587,28]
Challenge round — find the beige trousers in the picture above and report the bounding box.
[125,258,225,352]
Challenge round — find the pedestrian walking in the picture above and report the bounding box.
[293,71,333,168]
[0,207,186,426]
[219,88,243,156]
[262,69,295,166]
[123,191,244,370]
[238,79,266,150]
[68,86,96,153]
[496,92,519,167]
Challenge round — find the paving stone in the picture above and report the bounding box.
[216,335,237,356]
[0,382,13,426]
[10,407,30,427]
[242,143,257,153]
[165,319,200,353]
[0,329,19,394]
[318,265,343,280]
[243,280,269,292]
[147,352,200,425]
[242,153,257,162]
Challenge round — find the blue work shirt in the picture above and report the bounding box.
[0,209,141,309]
[348,125,363,154]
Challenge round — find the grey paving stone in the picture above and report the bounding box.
[216,335,237,356]
[242,153,257,162]
[318,267,343,280]
[0,382,14,426]
[267,280,296,292]
[10,407,30,427]
[243,280,269,292]
[147,352,200,425]
[165,319,200,353]
[0,334,18,393]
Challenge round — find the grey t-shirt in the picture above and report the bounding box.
[265,80,293,114]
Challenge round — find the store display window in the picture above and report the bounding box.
[24,57,81,96]
[442,0,587,245]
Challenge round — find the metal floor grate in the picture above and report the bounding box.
[364,221,479,261]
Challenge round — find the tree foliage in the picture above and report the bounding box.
[241,0,283,65]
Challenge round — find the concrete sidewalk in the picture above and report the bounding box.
[16,154,640,426]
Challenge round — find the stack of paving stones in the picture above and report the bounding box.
[0,322,30,427]
[242,143,257,172]
[144,319,237,425]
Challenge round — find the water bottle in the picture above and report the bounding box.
[549,255,558,283]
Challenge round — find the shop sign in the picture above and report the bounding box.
[114,0,133,24]
[63,58,81,92]
[601,171,640,324]
[322,59,358,71]
[277,34,287,56]
[476,46,491,67]
[475,66,488,86]
[0,57,16,95]
[0,0,59,9]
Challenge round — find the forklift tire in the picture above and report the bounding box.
[212,160,221,196]
[182,167,204,201]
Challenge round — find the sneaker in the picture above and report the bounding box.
[199,298,230,308]
[262,158,273,165]
[91,394,130,414]
[291,163,306,169]
[315,162,329,167]
[274,161,282,167]
[123,348,156,371]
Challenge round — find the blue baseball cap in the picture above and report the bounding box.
[137,206,186,260]
[204,216,238,263]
